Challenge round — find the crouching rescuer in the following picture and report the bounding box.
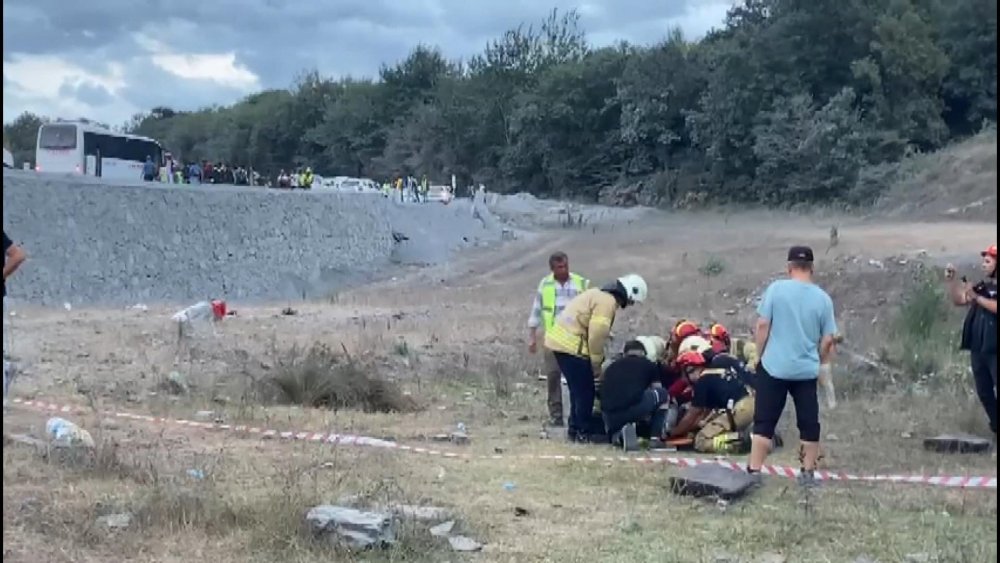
[544,274,649,442]
[600,339,670,449]
[669,351,756,454]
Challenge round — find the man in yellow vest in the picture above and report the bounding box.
[301,167,314,189]
[528,252,589,427]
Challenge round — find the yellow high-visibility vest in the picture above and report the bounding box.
[539,273,589,331]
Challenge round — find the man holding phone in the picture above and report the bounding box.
[945,245,998,436]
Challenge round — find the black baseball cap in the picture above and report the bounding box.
[787,245,814,262]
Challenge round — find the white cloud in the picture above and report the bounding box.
[134,32,260,90]
[3,54,134,123]
[151,53,259,89]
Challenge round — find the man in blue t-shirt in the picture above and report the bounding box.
[747,246,837,487]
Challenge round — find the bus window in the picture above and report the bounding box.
[39,124,78,150]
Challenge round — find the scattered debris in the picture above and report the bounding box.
[517,414,530,421]
[45,417,95,449]
[901,431,913,439]
[128,303,148,312]
[306,505,397,550]
[494,447,505,454]
[429,520,455,537]
[430,434,451,442]
[386,504,450,522]
[853,556,879,563]
[281,307,298,316]
[923,433,991,454]
[186,468,205,480]
[514,507,529,517]
[165,371,190,395]
[100,418,120,431]
[755,553,787,563]
[194,410,216,421]
[502,482,516,492]
[669,465,757,501]
[63,302,72,311]
[95,512,133,531]
[448,535,483,552]
[450,431,470,445]
[904,554,933,563]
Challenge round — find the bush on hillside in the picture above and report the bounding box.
[265,343,417,413]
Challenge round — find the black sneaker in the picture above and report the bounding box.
[797,469,820,489]
[745,467,764,486]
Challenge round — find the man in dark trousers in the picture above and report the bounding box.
[946,244,997,436]
[748,246,837,487]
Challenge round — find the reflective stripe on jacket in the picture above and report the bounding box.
[544,288,618,369]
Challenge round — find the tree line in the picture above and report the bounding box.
[4,0,996,207]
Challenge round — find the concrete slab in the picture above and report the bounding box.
[669,464,757,500]
[922,433,992,454]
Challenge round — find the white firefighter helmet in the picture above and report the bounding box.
[635,335,666,362]
[617,274,648,304]
[678,335,712,354]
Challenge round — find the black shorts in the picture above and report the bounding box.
[752,364,820,442]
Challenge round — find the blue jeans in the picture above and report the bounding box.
[553,352,602,438]
[603,388,669,437]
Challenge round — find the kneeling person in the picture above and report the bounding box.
[601,340,669,449]
[670,351,755,454]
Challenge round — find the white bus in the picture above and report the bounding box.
[35,121,163,180]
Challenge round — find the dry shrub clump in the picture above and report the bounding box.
[264,343,418,413]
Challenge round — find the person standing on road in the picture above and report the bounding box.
[544,274,648,442]
[528,252,589,427]
[945,244,997,436]
[747,246,837,487]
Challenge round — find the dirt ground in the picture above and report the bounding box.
[3,209,997,563]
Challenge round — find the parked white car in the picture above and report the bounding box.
[2,148,13,169]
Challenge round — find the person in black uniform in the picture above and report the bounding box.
[600,340,670,450]
[946,245,998,436]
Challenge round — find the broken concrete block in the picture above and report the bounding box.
[385,504,450,522]
[305,505,396,549]
[429,520,455,537]
[448,535,483,552]
[669,464,757,500]
[923,433,991,454]
[95,512,133,530]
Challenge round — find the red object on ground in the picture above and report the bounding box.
[210,299,227,320]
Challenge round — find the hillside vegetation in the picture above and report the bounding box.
[4,0,997,209]
[875,126,997,221]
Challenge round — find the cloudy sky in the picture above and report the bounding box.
[3,0,732,127]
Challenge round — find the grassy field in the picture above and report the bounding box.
[3,212,997,562]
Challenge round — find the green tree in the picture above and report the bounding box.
[3,112,46,167]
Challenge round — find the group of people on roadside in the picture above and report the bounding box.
[528,243,996,486]
[141,156,261,186]
[275,167,315,189]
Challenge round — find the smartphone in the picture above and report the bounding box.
[961,276,968,283]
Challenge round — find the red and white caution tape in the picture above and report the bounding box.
[10,398,997,490]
